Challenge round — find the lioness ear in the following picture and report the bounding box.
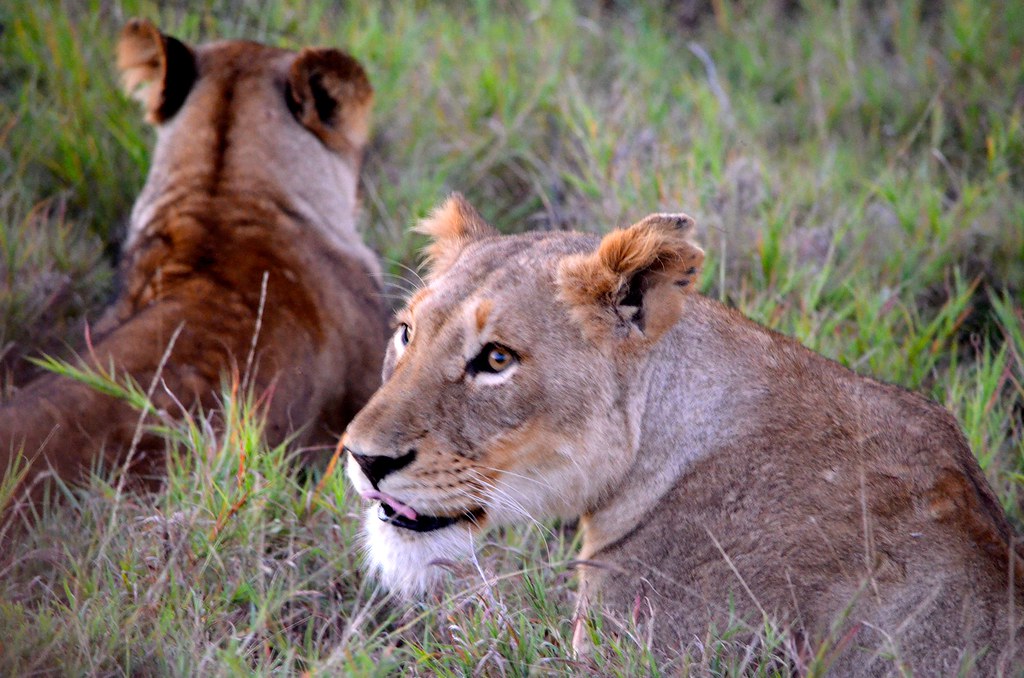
[287,48,373,155]
[558,213,704,349]
[416,193,499,278]
[117,18,197,124]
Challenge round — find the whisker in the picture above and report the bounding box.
[378,291,417,303]
[465,469,552,536]
[473,464,556,490]
[379,274,421,292]
[379,256,427,287]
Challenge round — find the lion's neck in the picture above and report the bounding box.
[126,124,381,282]
[579,295,778,559]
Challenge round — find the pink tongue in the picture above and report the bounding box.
[362,490,418,520]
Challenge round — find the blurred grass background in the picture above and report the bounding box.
[0,0,1022,674]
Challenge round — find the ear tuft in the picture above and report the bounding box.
[594,213,698,279]
[117,18,196,123]
[287,48,373,155]
[415,193,498,278]
[558,212,704,350]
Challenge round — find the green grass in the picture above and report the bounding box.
[1,0,1022,674]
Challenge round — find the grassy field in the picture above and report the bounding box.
[1,0,1023,674]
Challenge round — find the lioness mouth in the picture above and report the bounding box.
[377,502,474,532]
[363,489,482,533]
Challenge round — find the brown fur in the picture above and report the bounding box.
[473,298,494,333]
[1,20,387,501]
[344,197,1023,675]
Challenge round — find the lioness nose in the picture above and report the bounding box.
[346,446,416,487]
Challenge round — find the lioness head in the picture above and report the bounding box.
[118,18,374,264]
[344,194,704,596]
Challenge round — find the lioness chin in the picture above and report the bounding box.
[344,194,1023,675]
[1,20,387,498]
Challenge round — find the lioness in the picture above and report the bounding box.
[0,20,387,496]
[344,194,1023,675]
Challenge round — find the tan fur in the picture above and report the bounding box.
[117,19,192,123]
[345,197,1023,675]
[1,20,387,500]
[415,193,498,279]
[559,212,704,350]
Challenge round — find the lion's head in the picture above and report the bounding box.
[344,194,704,596]
[118,18,375,269]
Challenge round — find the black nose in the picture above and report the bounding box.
[346,446,416,487]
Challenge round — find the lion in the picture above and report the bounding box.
[343,194,1023,675]
[0,19,387,499]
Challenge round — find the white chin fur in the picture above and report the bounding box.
[362,506,476,598]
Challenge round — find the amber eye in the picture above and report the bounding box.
[486,346,513,372]
[469,342,518,376]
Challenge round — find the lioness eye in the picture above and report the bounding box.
[487,347,512,371]
[469,343,518,375]
[392,323,412,356]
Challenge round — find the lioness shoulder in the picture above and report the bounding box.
[1,20,388,499]
[344,194,1023,675]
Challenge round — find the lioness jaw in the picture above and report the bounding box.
[344,194,1023,674]
[0,20,387,504]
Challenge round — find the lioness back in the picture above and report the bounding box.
[343,195,1022,675]
[0,20,387,497]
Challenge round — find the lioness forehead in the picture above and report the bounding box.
[421,231,596,304]
[395,232,595,358]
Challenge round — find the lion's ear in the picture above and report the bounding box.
[558,213,704,350]
[416,193,499,278]
[117,18,196,124]
[287,48,373,155]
